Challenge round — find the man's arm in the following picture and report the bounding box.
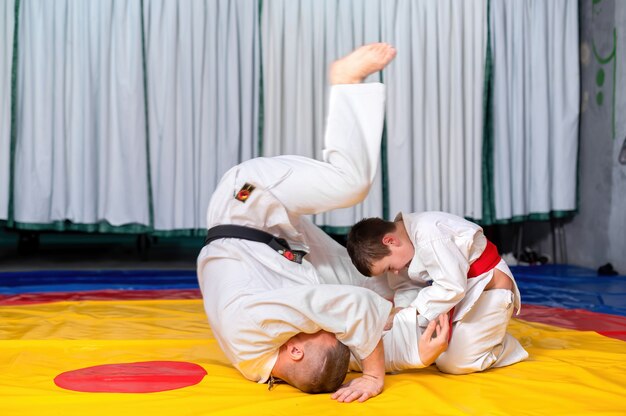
[330,312,449,403]
[331,340,385,403]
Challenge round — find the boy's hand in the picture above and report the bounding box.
[331,373,383,403]
[384,307,404,331]
[418,313,450,366]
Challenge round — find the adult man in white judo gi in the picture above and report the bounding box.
[198,43,406,403]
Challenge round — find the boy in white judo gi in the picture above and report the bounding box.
[197,43,448,403]
[346,211,529,374]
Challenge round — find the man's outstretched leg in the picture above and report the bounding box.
[265,43,396,215]
[204,43,396,231]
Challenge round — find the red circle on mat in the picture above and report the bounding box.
[54,361,207,393]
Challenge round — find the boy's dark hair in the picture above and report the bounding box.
[347,217,396,276]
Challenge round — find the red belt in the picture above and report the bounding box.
[468,240,501,278]
[447,239,501,342]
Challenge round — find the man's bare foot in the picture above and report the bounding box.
[329,43,396,85]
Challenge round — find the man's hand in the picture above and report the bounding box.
[418,313,450,366]
[331,373,383,403]
[332,339,385,403]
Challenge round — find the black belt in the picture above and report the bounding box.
[205,224,307,264]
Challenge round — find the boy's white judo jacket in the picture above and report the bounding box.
[387,211,528,373]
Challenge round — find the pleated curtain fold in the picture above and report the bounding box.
[0,0,16,222]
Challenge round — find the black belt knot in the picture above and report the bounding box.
[205,224,307,264]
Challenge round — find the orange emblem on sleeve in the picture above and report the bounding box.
[235,183,255,202]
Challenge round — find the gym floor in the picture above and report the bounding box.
[1,233,625,415]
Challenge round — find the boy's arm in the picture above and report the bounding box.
[331,340,385,403]
[412,238,470,321]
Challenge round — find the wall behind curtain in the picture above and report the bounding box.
[0,0,15,221]
[567,0,625,271]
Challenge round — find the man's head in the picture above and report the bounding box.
[347,217,414,276]
[271,330,350,394]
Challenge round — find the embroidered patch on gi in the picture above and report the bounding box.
[235,183,255,203]
[277,249,305,264]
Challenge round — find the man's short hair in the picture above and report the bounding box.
[347,217,396,276]
[294,338,351,394]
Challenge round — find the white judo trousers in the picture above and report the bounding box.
[437,281,529,374]
[431,264,529,375]
[198,83,409,384]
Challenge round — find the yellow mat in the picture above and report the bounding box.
[1,299,625,415]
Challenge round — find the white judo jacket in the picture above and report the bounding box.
[387,211,522,325]
[197,83,393,383]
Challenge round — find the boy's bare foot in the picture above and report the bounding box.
[329,43,397,85]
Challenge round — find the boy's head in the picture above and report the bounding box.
[347,217,414,276]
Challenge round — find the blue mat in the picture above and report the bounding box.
[511,265,626,317]
[0,270,198,294]
[1,265,625,317]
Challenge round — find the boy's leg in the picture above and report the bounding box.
[492,333,529,368]
[435,289,528,374]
